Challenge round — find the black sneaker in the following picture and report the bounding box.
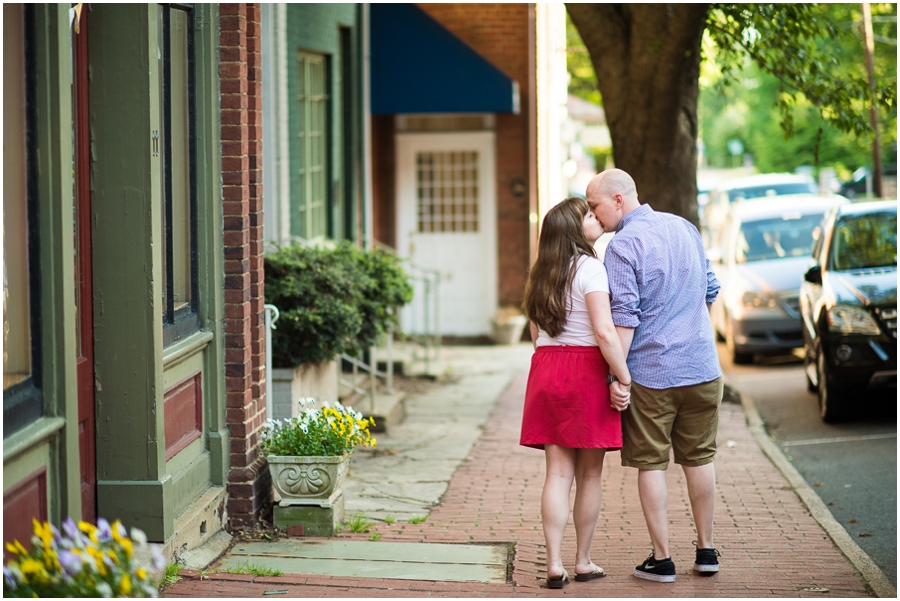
[692,540,721,575]
[634,552,676,583]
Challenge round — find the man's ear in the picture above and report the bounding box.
[614,193,624,208]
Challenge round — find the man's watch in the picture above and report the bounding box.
[607,373,631,386]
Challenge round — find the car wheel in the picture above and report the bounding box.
[816,343,848,423]
[726,316,753,365]
[804,344,817,392]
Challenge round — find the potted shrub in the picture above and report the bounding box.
[264,243,413,419]
[4,517,167,598]
[261,398,376,507]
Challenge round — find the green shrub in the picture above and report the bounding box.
[265,242,413,367]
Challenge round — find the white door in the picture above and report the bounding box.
[396,132,497,337]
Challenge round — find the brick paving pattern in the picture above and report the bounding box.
[165,372,872,597]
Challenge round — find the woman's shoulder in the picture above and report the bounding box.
[577,254,606,271]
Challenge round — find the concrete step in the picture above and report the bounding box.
[338,373,406,434]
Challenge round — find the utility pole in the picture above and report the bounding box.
[861,2,883,198]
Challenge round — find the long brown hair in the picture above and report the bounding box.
[523,197,597,338]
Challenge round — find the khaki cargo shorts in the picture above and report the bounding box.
[621,377,723,470]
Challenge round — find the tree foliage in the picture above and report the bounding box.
[700,4,897,174]
[566,12,602,107]
[566,3,897,220]
[704,4,895,142]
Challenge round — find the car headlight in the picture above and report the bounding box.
[827,305,881,335]
[741,291,778,309]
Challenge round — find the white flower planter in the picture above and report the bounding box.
[267,453,351,508]
[490,314,527,345]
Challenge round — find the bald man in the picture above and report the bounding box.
[586,169,723,583]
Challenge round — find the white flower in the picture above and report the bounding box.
[96,582,113,598]
[322,400,330,408]
[130,528,148,547]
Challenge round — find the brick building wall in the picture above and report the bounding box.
[417,4,532,308]
[219,3,271,530]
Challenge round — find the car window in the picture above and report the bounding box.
[734,212,825,263]
[728,182,815,202]
[831,211,898,270]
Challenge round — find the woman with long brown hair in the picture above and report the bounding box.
[520,196,631,588]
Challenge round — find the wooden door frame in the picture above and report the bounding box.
[74,10,96,523]
[395,131,498,335]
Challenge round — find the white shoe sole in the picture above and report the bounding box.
[634,568,676,583]
[693,563,719,573]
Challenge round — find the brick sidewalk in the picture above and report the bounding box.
[165,372,872,598]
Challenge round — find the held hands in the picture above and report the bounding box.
[609,380,631,412]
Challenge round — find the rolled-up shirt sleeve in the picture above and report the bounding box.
[704,256,720,303]
[692,228,720,303]
[604,245,641,328]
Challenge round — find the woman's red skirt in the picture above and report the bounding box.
[519,346,622,450]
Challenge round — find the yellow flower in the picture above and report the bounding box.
[111,520,124,543]
[119,573,132,596]
[371,438,377,448]
[20,557,46,580]
[78,520,95,534]
[106,549,120,565]
[79,520,98,543]
[87,547,108,576]
[44,548,61,571]
[120,537,133,558]
[136,568,147,580]
[369,417,376,427]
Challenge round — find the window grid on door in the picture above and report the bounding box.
[416,151,479,233]
[296,51,327,240]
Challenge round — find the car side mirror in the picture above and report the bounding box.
[707,248,723,264]
[804,264,822,285]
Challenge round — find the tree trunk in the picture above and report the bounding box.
[567,4,709,225]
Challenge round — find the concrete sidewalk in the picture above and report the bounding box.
[165,343,878,598]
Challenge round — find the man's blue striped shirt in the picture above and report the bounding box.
[604,204,721,389]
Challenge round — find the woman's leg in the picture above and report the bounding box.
[573,448,606,573]
[542,444,576,579]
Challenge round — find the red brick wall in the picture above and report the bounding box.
[220,3,271,530]
[416,4,533,308]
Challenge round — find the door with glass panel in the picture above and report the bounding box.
[396,132,497,336]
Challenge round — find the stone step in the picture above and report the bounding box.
[340,390,406,435]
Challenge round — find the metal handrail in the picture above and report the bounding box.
[263,304,281,419]
[365,237,441,376]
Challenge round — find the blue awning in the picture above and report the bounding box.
[370,4,520,115]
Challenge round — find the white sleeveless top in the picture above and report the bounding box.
[535,255,610,347]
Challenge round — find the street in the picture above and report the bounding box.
[718,343,897,587]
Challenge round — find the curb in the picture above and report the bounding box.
[737,387,896,598]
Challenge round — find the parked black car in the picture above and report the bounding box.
[800,200,897,422]
[838,163,897,199]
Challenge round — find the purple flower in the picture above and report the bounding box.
[58,550,83,576]
[151,545,167,571]
[62,517,80,541]
[96,518,112,542]
[4,566,17,589]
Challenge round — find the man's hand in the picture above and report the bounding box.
[609,380,631,412]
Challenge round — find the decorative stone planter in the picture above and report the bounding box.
[490,313,527,345]
[267,453,351,508]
